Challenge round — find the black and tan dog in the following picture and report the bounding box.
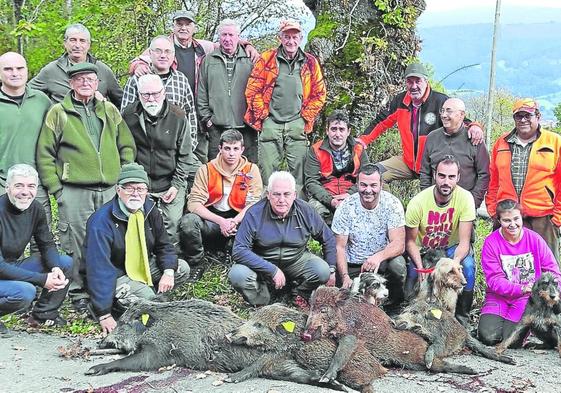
[496,273,561,357]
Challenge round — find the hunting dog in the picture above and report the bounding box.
[416,257,466,313]
[496,273,561,356]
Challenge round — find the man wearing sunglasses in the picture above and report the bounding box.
[486,98,561,263]
[36,62,136,315]
[84,163,190,335]
[122,74,195,248]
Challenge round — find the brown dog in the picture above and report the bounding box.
[416,257,466,313]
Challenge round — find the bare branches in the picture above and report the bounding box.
[334,0,360,52]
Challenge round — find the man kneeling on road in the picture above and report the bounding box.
[331,163,406,314]
[0,164,72,335]
[229,171,336,307]
[85,163,189,335]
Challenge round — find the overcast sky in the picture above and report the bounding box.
[424,0,561,12]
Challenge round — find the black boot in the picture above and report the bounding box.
[455,290,474,328]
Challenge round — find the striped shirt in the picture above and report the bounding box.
[506,131,538,195]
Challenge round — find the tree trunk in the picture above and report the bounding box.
[304,0,426,132]
[12,0,24,53]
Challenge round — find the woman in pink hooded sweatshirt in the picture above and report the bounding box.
[477,199,561,346]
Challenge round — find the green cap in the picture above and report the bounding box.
[118,163,149,185]
[67,62,99,78]
[404,63,428,79]
[172,10,195,22]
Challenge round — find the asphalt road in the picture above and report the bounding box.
[0,331,558,393]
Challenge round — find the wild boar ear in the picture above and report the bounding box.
[338,288,351,302]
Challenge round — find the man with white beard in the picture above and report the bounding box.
[122,74,194,247]
[0,164,72,335]
[84,163,190,335]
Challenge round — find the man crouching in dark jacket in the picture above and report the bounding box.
[84,163,190,335]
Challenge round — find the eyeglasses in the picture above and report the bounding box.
[439,108,459,115]
[120,186,149,195]
[513,112,536,121]
[139,89,164,100]
[72,76,98,85]
[151,48,174,56]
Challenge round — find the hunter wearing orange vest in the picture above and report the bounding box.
[244,19,326,193]
[486,98,561,263]
[180,129,262,281]
[304,111,369,224]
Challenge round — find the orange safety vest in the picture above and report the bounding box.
[206,162,253,212]
[312,141,364,195]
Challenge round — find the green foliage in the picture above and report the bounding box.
[307,12,337,42]
[473,218,493,306]
[373,0,416,29]
[554,102,561,124]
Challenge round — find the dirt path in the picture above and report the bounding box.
[0,331,558,393]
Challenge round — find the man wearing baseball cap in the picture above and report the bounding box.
[358,62,484,185]
[486,98,561,263]
[245,19,327,194]
[85,163,190,335]
[36,62,136,314]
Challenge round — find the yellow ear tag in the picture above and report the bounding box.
[141,313,150,325]
[430,309,442,319]
[282,321,296,333]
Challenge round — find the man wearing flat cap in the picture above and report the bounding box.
[358,63,484,185]
[36,62,136,314]
[487,98,561,263]
[85,163,189,335]
[245,19,327,194]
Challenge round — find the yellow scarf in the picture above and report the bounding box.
[124,211,152,286]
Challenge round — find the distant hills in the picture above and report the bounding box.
[418,7,561,120]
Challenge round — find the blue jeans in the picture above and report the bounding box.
[405,244,475,295]
[0,254,72,319]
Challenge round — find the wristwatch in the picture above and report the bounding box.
[329,266,336,274]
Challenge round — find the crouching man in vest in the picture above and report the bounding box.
[304,111,370,224]
[180,130,263,281]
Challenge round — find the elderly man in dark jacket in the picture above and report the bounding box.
[84,163,189,335]
[122,74,194,246]
[229,171,336,307]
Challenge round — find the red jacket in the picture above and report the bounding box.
[312,141,364,195]
[359,85,449,173]
[486,128,561,225]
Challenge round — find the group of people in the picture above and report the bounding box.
[1,11,561,352]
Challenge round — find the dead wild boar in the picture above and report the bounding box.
[86,299,264,375]
[85,299,327,388]
[395,300,515,368]
[304,286,478,374]
[228,303,386,393]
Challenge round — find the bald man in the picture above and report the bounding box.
[420,98,490,208]
[0,52,52,215]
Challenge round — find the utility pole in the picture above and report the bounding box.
[485,0,502,147]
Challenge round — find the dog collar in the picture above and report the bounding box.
[415,267,435,274]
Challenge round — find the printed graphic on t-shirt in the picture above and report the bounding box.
[500,252,535,285]
[421,208,455,249]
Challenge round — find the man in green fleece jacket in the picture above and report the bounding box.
[36,62,136,314]
[28,23,122,107]
[0,52,52,219]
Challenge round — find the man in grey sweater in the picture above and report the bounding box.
[419,98,489,208]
